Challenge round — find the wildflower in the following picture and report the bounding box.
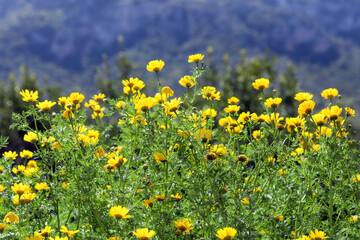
[286,116,306,132]
[308,230,328,239]
[36,100,56,111]
[129,115,147,126]
[49,237,69,240]
[19,89,38,102]
[3,151,18,160]
[20,150,33,159]
[322,106,342,121]
[252,130,264,141]
[35,182,50,191]
[62,109,74,119]
[216,227,237,240]
[238,111,251,124]
[11,182,31,195]
[295,92,313,102]
[171,193,182,201]
[147,60,165,73]
[205,152,218,161]
[252,78,269,90]
[241,198,249,205]
[13,193,36,204]
[163,98,181,112]
[174,219,194,235]
[266,157,276,164]
[224,105,240,114]
[210,144,227,156]
[0,185,5,192]
[264,97,282,108]
[202,109,217,118]
[321,88,338,100]
[135,97,157,113]
[352,174,360,182]
[143,198,155,208]
[278,169,288,177]
[108,237,122,240]
[345,107,355,116]
[179,75,195,88]
[0,166,4,173]
[116,101,126,109]
[273,214,284,221]
[93,93,106,101]
[349,215,358,222]
[133,228,155,239]
[154,194,166,201]
[153,153,166,163]
[237,154,249,165]
[162,86,174,96]
[12,165,26,175]
[4,212,19,223]
[107,156,128,168]
[84,99,98,109]
[298,100,315,116]
[68,92,85,105]
[109,205,131,219]
[58,97,68,107]
[24,132,38,143]
[188,53,204,63]
[25,235,44,240]
[195,129,212,142]
[0,223,7,233]
[311,114,327,126]
[315,127,332,138]
[60,226,80,238]
[201,86,217,99]
[228,97,239,104]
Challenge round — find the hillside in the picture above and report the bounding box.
[0,0,359,107]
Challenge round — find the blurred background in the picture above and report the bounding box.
[0,0,359,148]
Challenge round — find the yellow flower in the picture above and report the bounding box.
[174,219,194,235]
[161,86,174,96]
[315,127,332,138]
[133,228,156,239]
[286,116,306,132]
[0,223,7,233]
[146,60,165,73]
[228,97,239,104]
[237,154,249,165]
[11,182,31,195]
[252,130,264,141]
[116,101,126,109]
[349,215,358,222]
[13,193,37,205]
[298,100,315,116]
[224,105,240,114]
[84,99,99,110]
[20,150,33,159]
[108,237,122,240]
[241,198,249,205]
[135,97,157,113]
[252,78,269,90]
[3,151,18,160]
[163,98,181,112]
[68,92,85,105]
[4,212,19,223]
[352,174,360,182]
[195,129,212,142]
[179,75,195,88]
[58,97,69,107]
[295,92,313,102]
[49,237,69,240]
[35,182,50,191]
[202,109,217,118]
[322,106,342,121]
[345,107,355,116]
[266,157,276,164]
[24,131,38,143]
[19,89,38,102]
[264,97,282,108]
[201,86,217,99]
[311,114,327,126]
[0,184,6,192]
[60,226,80,238]
[308,229,328,239]
[188,53,204,63]
[25,235,43,240]
[143,198,155,208]
[321,88,338,100]
[109,205,131,219]
[93,93,106,101]
[12,165,26,175]
[170,193,182,201]
[36,100,56,111]
[273,214,284,221]
[154,194,166,201]
[153,153,167,163]
[216,227,237,240]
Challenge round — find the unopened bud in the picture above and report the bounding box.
[273,89,277,94]
[142,164,148,170]
[259,97,263,102]
[338,95,342,100]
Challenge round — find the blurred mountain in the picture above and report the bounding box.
[0,0,360,105]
